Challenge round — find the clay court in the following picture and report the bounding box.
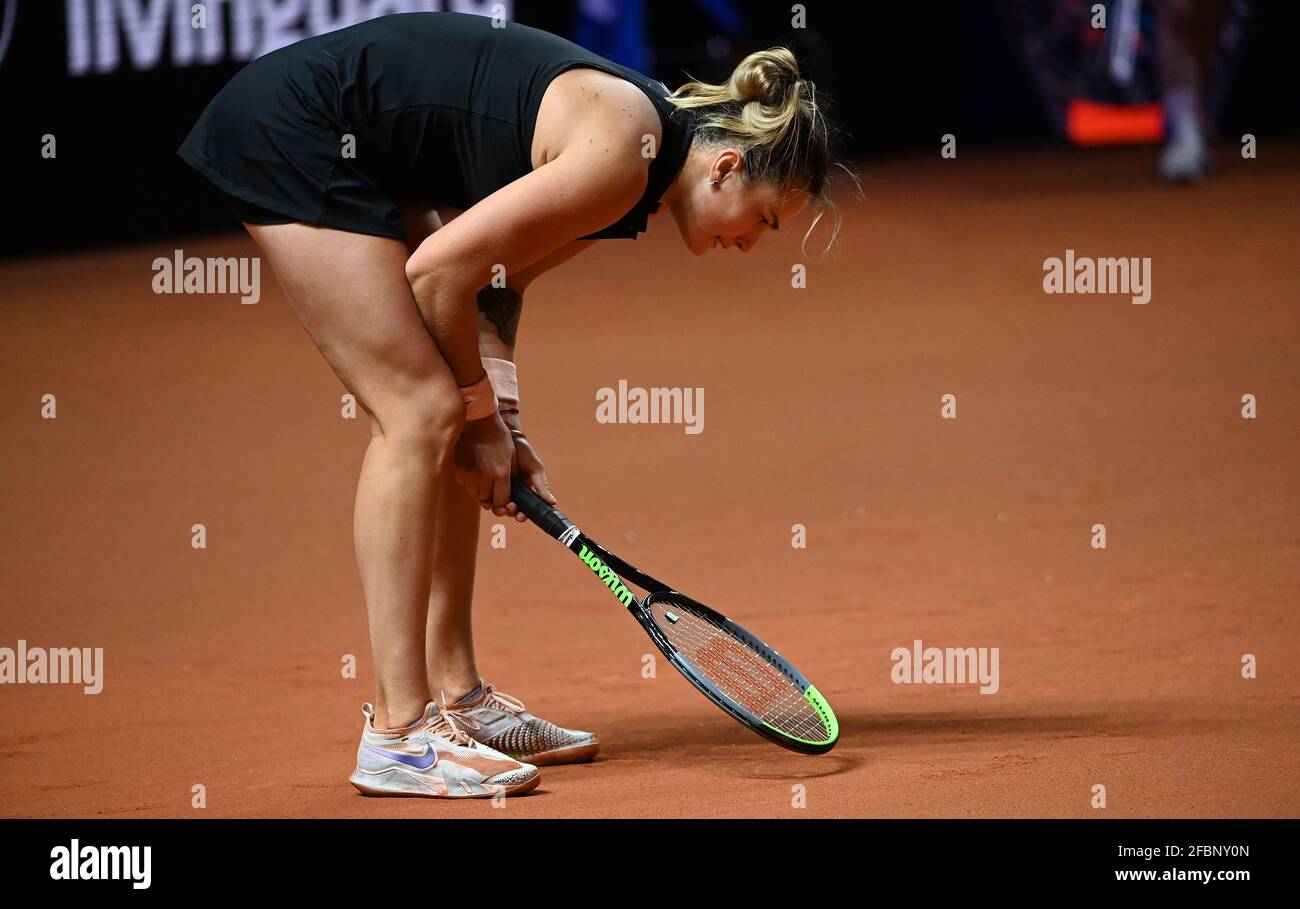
[2,145,1298,818]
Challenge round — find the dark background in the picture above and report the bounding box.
[1,0,1297,257]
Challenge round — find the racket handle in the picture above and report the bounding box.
[510,475,577,543]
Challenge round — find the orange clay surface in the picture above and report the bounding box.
[2,146,1298,818]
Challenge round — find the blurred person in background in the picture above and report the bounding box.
[1004,0,1252,182]
[1157,0,1221,181]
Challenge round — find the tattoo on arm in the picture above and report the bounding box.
[476,285,523,347]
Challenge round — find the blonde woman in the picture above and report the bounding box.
[178,10,843,798]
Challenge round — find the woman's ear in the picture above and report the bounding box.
[712,148,744,182]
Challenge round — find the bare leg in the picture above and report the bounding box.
[426,466,483,703]
[396,204,483,705]
[354,416,446,729]
[245,221,463,730]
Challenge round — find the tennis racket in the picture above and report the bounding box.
[510,476,839,754]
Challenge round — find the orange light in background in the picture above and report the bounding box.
[1066,99,1165,146]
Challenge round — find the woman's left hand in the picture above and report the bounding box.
[498,411,555,522]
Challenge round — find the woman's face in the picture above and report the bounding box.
[666,148,810,256]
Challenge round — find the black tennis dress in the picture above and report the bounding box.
[178,11,696,241]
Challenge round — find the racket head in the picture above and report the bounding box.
[638,590,839,754]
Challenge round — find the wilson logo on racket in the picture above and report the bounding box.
[578,545,636,607]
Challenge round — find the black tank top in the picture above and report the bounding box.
[312,12,696,240]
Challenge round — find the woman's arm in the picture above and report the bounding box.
[474,238,596,516]
[406,90,656,511]
[476,238,597,356]
[404,153,644,387]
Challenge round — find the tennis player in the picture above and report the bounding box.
[178,11,840,797]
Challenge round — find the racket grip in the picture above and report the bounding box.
[510,475,577,542]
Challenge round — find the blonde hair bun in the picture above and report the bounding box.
[729,48,801,107]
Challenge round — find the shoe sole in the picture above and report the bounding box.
[510,742,600,766]
[349,770,540,799]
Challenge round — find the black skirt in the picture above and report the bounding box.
[178,23,408,241]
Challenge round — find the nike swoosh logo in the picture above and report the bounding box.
[366,744,437,769]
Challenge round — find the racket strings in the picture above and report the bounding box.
[650,603,828,743]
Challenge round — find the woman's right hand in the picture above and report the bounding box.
[500,412,556,522]
[452,410,515,512]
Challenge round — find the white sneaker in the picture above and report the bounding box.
[348,702,539,798]
[439,679,599,766]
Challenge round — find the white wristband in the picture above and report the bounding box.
[483,357,519,411]
[459,371,498,421]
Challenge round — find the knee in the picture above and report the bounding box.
[373,385,462,452]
